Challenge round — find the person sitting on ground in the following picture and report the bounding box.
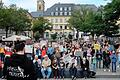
[41,55,52,79]
[81,57,89,79]
[59,58,65,79]
[52,58,59,79]
[69,57,77,80]
[33,55,42,78]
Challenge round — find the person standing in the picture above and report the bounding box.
[3,42,37,80]
[110,51,117,72]
[117,45,120,68]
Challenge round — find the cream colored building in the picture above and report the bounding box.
[31,0,98,39]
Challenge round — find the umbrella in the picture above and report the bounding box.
[3,35,31,41]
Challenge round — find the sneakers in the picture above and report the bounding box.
[104,69,106,71]
[117,65,119,68]
[108,69,110,72]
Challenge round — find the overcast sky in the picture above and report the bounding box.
[3,0,111,12]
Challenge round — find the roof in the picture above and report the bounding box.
[44,3,75,16]
[30,3,98,18]
[74,4,98,11]
[30,11,44,18]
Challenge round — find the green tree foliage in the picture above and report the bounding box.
[32,17,52,38]
[34,31,40,41]
[0,5,31,37]
[104,0,120,36]
[68,7,105,36]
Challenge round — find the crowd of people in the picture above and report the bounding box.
[0,39,120,80]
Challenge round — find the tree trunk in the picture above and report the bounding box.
[15,31,18,35]
[5,27,9,38]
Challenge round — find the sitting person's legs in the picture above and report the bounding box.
[46,67,52,78]
[41,68,46,78]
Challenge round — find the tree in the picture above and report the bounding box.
[0,7,13,37]
[0,5,31,37]
[32,17,52,38]
[104,0,120,36]
[34,31,40,41]
[11,8,31,35]
[68,6,105,37]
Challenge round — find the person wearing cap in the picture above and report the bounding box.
[110,51,117,72]
[41,55,52,79]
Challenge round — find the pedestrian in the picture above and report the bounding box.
[103,51,111,72]
[117,45,120,68]
[110,51,117,72]
[3,42,37,80]
[91,55,96,72]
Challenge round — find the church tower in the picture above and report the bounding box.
[37,0,45,11]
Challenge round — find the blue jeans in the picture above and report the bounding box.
[112,62,116,72]
[41,67,52,78]
[59,68,65,78]
[69,67,77,77]
[92,63,96,72]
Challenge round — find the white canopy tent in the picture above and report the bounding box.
[3,35,31,41]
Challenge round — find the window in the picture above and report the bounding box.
[64,7,67,11]
[51,12,54,16]
[69,7,71,11]
[60,12,63,16]
[60,7,63,11]
[69,12,71,15]
[64,18,67,23]
[60,19,63,23]
[60,26,62,29]
[64,12,67,16]
[65,26,67,29]
[56,7,58,11]
[55,18,58,23]
[51,19,54,23]
[55,12,58,16]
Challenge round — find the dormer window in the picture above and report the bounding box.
[60,12,63,16]
[69,7,71,11]
[60,7,63,11]
[56,7,58,11]
[69,12,71,15]
[64,7,67,11]
[55,12,58,16]
[64,12,67,16]
[51,12,54,16]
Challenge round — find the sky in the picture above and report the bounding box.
[2,0,111,12]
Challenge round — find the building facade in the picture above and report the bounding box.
[31,0,98,39]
